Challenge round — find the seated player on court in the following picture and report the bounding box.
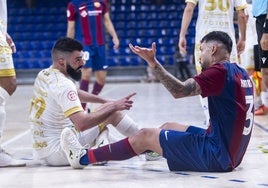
[61,31,254,172]
[29,37,140,166]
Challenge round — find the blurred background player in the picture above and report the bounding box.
[239,0,262,113]
[178,0,248,126]
[252,0,268,153]
[252,0,268,116]
[174,46,192,80]
[66,0,119,110]
[0,0,26,167]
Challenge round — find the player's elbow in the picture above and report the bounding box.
[69,112,91,132]
[73,115,99,132]
[74,123,86,132]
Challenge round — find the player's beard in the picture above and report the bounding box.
[201,67,206,72]
[200,60,209,72]
[67,64,82,81]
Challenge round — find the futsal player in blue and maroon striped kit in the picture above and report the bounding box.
[66,0,119,110]
[61,31,255,172]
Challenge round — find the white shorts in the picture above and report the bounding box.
[42,148,69,166]
[40,126,104,166]
[0,44,15,77]
[240,47,255,70]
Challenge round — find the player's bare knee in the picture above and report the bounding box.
[110,111,123,125]
[9,80,17,95]
[159,122,174,129]
[129,128,150,152]
[135,128,152,143]
[96,77,106,85]
[81,68,92,79]
[0,77,17,95]
[261,68,268,77]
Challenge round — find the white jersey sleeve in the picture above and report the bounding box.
[0,0,7,42]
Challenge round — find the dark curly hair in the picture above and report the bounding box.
[200,31,233,54]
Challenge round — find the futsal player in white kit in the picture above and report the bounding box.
[29,37,139,166]
[0,0,26,167]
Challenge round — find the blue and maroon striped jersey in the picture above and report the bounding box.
[67,0,108,46]
[194,62,254,169]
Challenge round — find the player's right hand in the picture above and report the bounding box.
[114,92,136,111]
[178,37,187,55]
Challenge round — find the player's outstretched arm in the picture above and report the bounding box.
[70,93,136,131]
[129,43,201,99]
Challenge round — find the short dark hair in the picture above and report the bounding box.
[200,31,233,54]
[52,37,83,54]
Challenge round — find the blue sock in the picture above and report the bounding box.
[79,149,89,165]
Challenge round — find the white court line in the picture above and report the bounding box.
[2,129,30,147]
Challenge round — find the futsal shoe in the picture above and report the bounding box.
[262,146,268,153]
[61,127,87,169]
[0,148,26,167]
[145,151,162,161]
[260,144,268,153]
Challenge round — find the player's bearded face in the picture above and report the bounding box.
[66,63,82,81]
[200,43,212,72]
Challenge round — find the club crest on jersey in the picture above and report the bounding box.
[67,90,78,101]
[94,2,101,8]
[80,10,87,17]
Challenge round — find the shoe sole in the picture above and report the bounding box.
[0,163,26,168]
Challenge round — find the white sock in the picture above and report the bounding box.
[254,95,262,109]
[200,96,210,127]
[115,114,139,137]
[0,87,9,143]
[78,126,100,146]
[261,91,268,107]
[93,127,109,148]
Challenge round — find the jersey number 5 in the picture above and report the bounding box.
[243,95,254,136]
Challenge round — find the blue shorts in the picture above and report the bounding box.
[83,45,108,71]
[159,126,232,172]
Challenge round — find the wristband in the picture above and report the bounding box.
[264,19,268,33]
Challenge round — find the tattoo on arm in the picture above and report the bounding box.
[153,65,201,98]
[183,79,200,96]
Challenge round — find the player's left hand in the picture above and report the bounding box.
[129,43,157,68]
[261,33,268,51]
[237,39,245,55]
[6,33,16,53]
[113,37,119,49]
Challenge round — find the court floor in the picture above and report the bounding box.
[1,82,268,188]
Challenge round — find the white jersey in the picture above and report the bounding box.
[240,4,258,70]
[0,0,7,43]
[187,0,247,73]
[0,0,15,77]
[29,67,83,159]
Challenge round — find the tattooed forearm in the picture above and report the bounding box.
[184,79,201,96]
[153,65,201,98]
